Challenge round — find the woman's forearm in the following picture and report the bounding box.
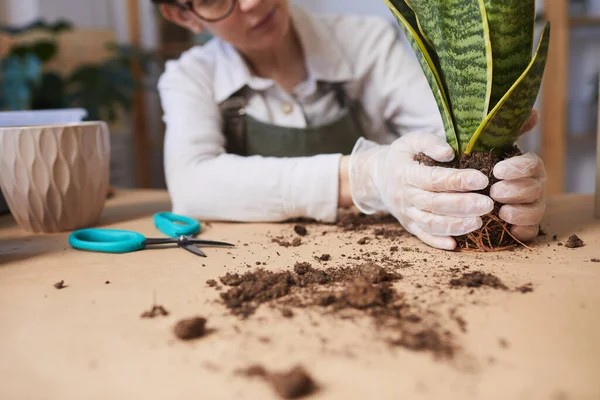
[166,153,343,223]
[338,156,353,208]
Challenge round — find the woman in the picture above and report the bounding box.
[153,0,545,250]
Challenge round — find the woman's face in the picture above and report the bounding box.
[200,0,291,52]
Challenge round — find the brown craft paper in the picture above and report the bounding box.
[0,190,598,400]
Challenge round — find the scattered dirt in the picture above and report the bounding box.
[318,254,331,262]
[342,277,394,309]
[401,247,420,252]
[141,305,169,318]
[236,365,316,399]
[282,308,294,318]
[360,262,399,283]
[516,283,534,293]
[373,228,408,239]
[218,262,402,318]
[205,208,542,367]
[272,237,292,247]
[336,212,398,232]
[565,235,584,248]
[294,225,308,237]
[173,317,207,340]
[272,236,303,248]
[215,262,457,358]
[450,308,467,333]
[415,148,521,252]
[219,269,292,318]
[294,262,311,275]
[54,280,66,289]
[269,366,316,399]
[449,271,508,290]
[221,273,243,286]
[236,364,268,378]
[357,237,370,245]
[388,329,454,359]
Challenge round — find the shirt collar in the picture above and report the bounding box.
[212,5,354,103]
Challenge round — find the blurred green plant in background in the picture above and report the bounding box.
[0,19,159,123]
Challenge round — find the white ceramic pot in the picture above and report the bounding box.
[0,122,110,233]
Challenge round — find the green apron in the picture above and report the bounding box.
[220,83,366,157]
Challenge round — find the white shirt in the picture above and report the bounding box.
[157,5,443,223]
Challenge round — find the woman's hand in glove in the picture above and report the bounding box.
[489,109,546,242]
[346,132,494,250]
[490,152,546,242]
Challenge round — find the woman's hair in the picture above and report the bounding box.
[151,0,188,11]
[152,0,181,6]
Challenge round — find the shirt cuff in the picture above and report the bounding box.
[283,154,342,223]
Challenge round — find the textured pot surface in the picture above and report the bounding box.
[0,122,110,233]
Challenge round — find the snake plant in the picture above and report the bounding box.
[384,0,550,155]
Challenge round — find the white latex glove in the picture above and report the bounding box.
[349,132,494,250]
[490,152,546,242]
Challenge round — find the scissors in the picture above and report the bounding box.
[68,212,234,257]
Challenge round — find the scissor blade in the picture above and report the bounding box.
[143,238,180,246]
[186,239,235,247]
[181,243,207,257]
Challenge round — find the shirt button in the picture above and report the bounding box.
[281,103,294,114]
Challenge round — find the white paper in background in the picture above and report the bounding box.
[38,0,110,30]
[0,0,39,26]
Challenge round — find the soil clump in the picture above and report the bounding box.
[216,262,457,359]
[294,225,308,237]
[173,317,207,340]
[565,235,584,248]
[236,365,317,399]
[449,271,508,290]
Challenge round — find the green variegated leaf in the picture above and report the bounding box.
[389,0,438,67]
[404,0,493,149]
[466,22,551,154]
[484,0,535,109]
[384,0,458,153]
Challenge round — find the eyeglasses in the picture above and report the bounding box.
[155,0,237,23]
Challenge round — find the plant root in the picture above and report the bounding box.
[456,212,530,253]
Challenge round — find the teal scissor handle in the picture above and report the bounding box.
[153,212,201,238]
[69,229,147,253]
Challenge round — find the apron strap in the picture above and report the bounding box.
[220,94,247,155]
[220,83,355,156]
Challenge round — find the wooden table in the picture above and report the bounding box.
[1,190,599,400]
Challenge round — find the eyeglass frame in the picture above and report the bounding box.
[155,0,238,23]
